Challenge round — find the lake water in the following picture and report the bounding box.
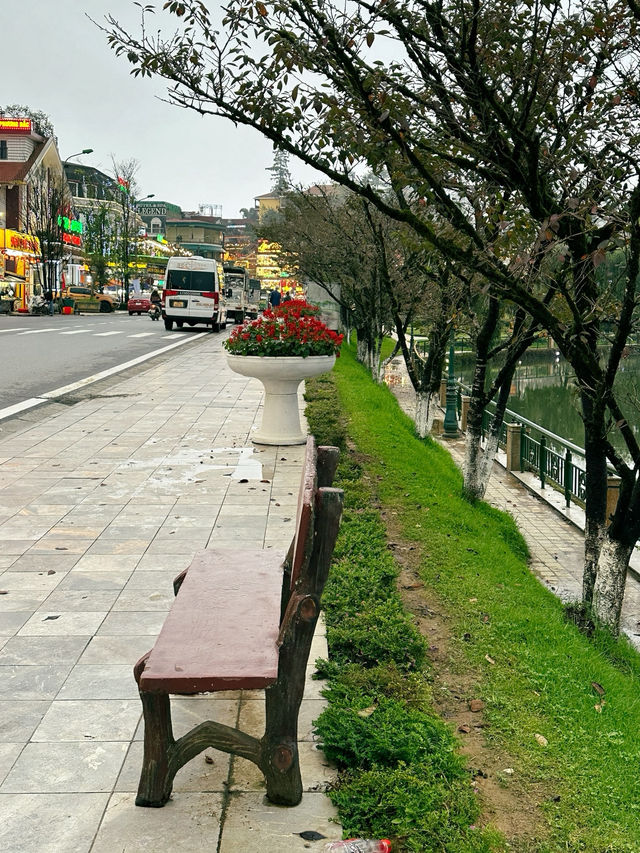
[455,346,640,450]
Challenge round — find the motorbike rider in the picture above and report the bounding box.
[149,288,161,318]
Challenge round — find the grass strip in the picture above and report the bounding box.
[306,345,640,853]
[305,370,503,852]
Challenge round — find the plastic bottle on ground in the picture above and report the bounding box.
[323,840,392,852]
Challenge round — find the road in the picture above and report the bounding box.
[0,311,217,416]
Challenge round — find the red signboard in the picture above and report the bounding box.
[0,118,32,134]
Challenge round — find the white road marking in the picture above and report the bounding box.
[59,329,91,335]
[17,328,58,334]
[0,333,209,423]
[0,327,30,333]
[162,334,181,340]
[129,332,155,338]
[94,331,124,337]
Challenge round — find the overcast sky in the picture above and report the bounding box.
[1,0,322,218]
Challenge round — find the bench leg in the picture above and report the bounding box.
[136,690,176,807]
[262,735,303,806]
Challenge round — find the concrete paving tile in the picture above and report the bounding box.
[71,554,141,572]
[0,744,23,784]
[84,539,149,556]
[0,665,74,699]
[0,636,89,665]
[0,701,50,741]
[0,571,67,593]
[144,540,201,556]
[134,553,193,573]
[79,635,154,666]
[41,589,120,612]
[97,611,167,636]
[18,611,107,637]
[124,570,179,590]
[33,700,141,742]
[0,612,32,637]
[56,570,132,592]
[29,539,93,555]
[0,741,128,793]
[7,553,80,573]
[91,791,224,852]
[219,791,341,852]
[112,588,173,611]
[0,555,17,569]
[0,541,34,556]
[0,792,109,853]
[239,698,327,743]
[56,664,139,701]
[0,592,49,612]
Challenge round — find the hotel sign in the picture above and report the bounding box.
[0,118,32,134]
[137,204,167,217]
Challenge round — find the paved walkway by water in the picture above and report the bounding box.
[387,368,640,649]
[0,334,340,853]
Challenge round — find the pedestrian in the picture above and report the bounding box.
[282,291,292,303]
[269,287,281,308]
[44,287,54,315]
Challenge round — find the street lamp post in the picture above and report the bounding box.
[62,148,93,167]
[443,332,460,439]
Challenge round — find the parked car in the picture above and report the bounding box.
[63,286,118,312]
[128,294,151,315]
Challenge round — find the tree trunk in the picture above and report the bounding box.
[592,532,633,635]
[415,389,435,438]
[463,421,484,501]
[356,333,368,364]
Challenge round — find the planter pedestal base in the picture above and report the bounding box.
[226,354,336,446]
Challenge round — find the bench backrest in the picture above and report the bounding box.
[289,437,317,589]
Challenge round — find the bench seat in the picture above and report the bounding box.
[140,548,286,694]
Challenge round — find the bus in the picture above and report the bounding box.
[162,256,228,332]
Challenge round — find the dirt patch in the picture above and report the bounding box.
[385,521,547,849]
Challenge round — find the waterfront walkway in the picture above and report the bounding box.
[0,333,340,853]
[388,371,640,649]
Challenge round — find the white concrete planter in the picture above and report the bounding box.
[226,354,336,445]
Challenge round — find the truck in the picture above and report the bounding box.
[223,265,260,323]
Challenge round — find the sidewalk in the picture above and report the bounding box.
[387,371,640,649]
[0,334,341,852]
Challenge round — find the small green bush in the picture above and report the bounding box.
[317,696,463,772]
[328,765,503,853]
[327,599,426,670]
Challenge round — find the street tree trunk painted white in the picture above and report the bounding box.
[356,337,368,364]
[415,390,435,438]
[592,533,633,634]
[583,518,605,606]
[463,427,499,501]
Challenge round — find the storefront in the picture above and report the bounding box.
[0,228,40,311]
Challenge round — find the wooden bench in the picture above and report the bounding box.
[133,436,343,808]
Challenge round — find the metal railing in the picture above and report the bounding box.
[465,384,588,508]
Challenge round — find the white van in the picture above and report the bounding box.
[162,256,228,332]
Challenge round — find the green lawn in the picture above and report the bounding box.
[305,343,640,853]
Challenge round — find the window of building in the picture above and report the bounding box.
[0,141,7,160]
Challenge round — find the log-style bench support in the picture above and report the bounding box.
[134,437,343,808]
